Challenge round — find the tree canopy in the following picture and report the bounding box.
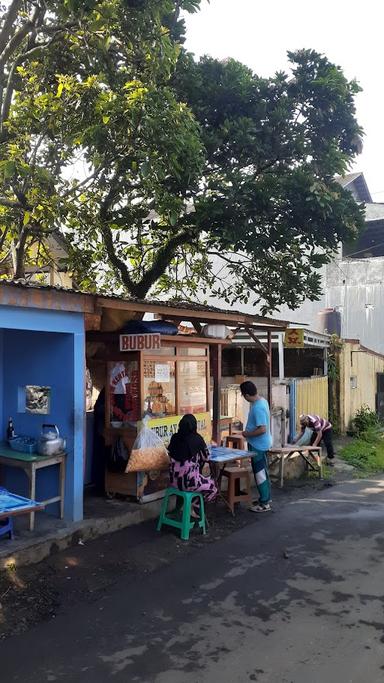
[0,0,364,312]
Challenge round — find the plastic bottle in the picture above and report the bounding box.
[6,418,15,441]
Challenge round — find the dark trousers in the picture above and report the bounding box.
[311,429,334,459]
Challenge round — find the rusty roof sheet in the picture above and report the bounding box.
[0,279,291,329]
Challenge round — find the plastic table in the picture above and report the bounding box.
[0,443,66,530]
[0,489,44,539]
[209,446,251,513]
[209,446,250,463]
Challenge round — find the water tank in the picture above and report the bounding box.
[317,308,341,336]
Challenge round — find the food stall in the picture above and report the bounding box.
[87,327,224,502]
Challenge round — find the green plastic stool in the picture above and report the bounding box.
[157,487,207,541]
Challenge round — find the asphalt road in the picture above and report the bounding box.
[2,477,384,682]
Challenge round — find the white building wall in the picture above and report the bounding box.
[206,252,384,354]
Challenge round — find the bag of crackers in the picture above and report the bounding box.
[125,417,170,473]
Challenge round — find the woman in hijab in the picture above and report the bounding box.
[168,414,217,513]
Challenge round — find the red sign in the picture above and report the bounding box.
[119,333,161,352]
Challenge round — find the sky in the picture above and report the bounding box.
[184,0,384,202]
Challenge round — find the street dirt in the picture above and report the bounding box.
[0,475,333,641]
[3,464,384,682]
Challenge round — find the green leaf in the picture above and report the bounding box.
[3,161,16,179]
[23,212,31,226]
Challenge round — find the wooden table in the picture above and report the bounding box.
[267,446,322,488]
[218,416,234,435]
[0,444,66,531]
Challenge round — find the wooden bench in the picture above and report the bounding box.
[267,446,323,488]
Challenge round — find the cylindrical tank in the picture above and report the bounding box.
[317,308,341,336]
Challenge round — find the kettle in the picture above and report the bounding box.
[37,424,66,456]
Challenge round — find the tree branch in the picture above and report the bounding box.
[0,248,12,265]
[130,230,193,299]
[0,19,34,74]
[62,167,103,198]
[0,196,25,209]
[0,55,18,129]
[0,226,9,250]
[0,0,24,55]
[99,221,135,291]
[26,133,46,179]
[14,222,29,278]
[39,22,78,36]
[206,250,253,265]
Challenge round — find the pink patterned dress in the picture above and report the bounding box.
[169,448,217,503]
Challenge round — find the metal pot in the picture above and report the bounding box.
[37,424,66,456]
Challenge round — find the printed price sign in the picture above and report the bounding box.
[155,363,170,383]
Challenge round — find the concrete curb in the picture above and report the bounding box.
[0,498,164,570]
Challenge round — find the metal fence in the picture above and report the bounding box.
[289,377,329,439]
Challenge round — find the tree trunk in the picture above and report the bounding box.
[14,229,28,279]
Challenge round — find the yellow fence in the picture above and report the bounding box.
[295,377,328,424]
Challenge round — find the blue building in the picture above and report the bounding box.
[0,282,88,522]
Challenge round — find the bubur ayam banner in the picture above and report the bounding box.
[146,412,211,445]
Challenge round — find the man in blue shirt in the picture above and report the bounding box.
[240,381,272,512]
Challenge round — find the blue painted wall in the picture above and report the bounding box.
[0,330,3,440]
[0,305,85,521]
[289,380,296,443]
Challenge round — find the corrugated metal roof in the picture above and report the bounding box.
[365,203,384,222]
[336,172,362,188]
[336,172,372,203]
[0,279,291,328]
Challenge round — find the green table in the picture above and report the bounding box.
[0,443,66,531]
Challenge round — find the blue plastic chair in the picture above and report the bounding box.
[0,517,14,540]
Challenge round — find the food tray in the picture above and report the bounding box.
[8,436,37,454]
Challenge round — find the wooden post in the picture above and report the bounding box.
[278,332,285,380]
[267,331,272,408]
[211,344,222,444]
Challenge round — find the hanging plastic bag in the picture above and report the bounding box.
[295,426,313,447]
[107,438,129,473]
[125,417,169,472]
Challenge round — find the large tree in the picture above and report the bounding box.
[0,0,203,281]
[0,1,364,312]
[169,52,365,310]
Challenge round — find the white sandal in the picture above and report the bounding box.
[249,503,272,513]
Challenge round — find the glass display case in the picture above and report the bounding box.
[178,360,207,414]
[104,345,209,433]
[143,359,176,417]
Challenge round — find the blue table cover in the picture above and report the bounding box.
[0,488,41,514]
[209,446,250,463]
